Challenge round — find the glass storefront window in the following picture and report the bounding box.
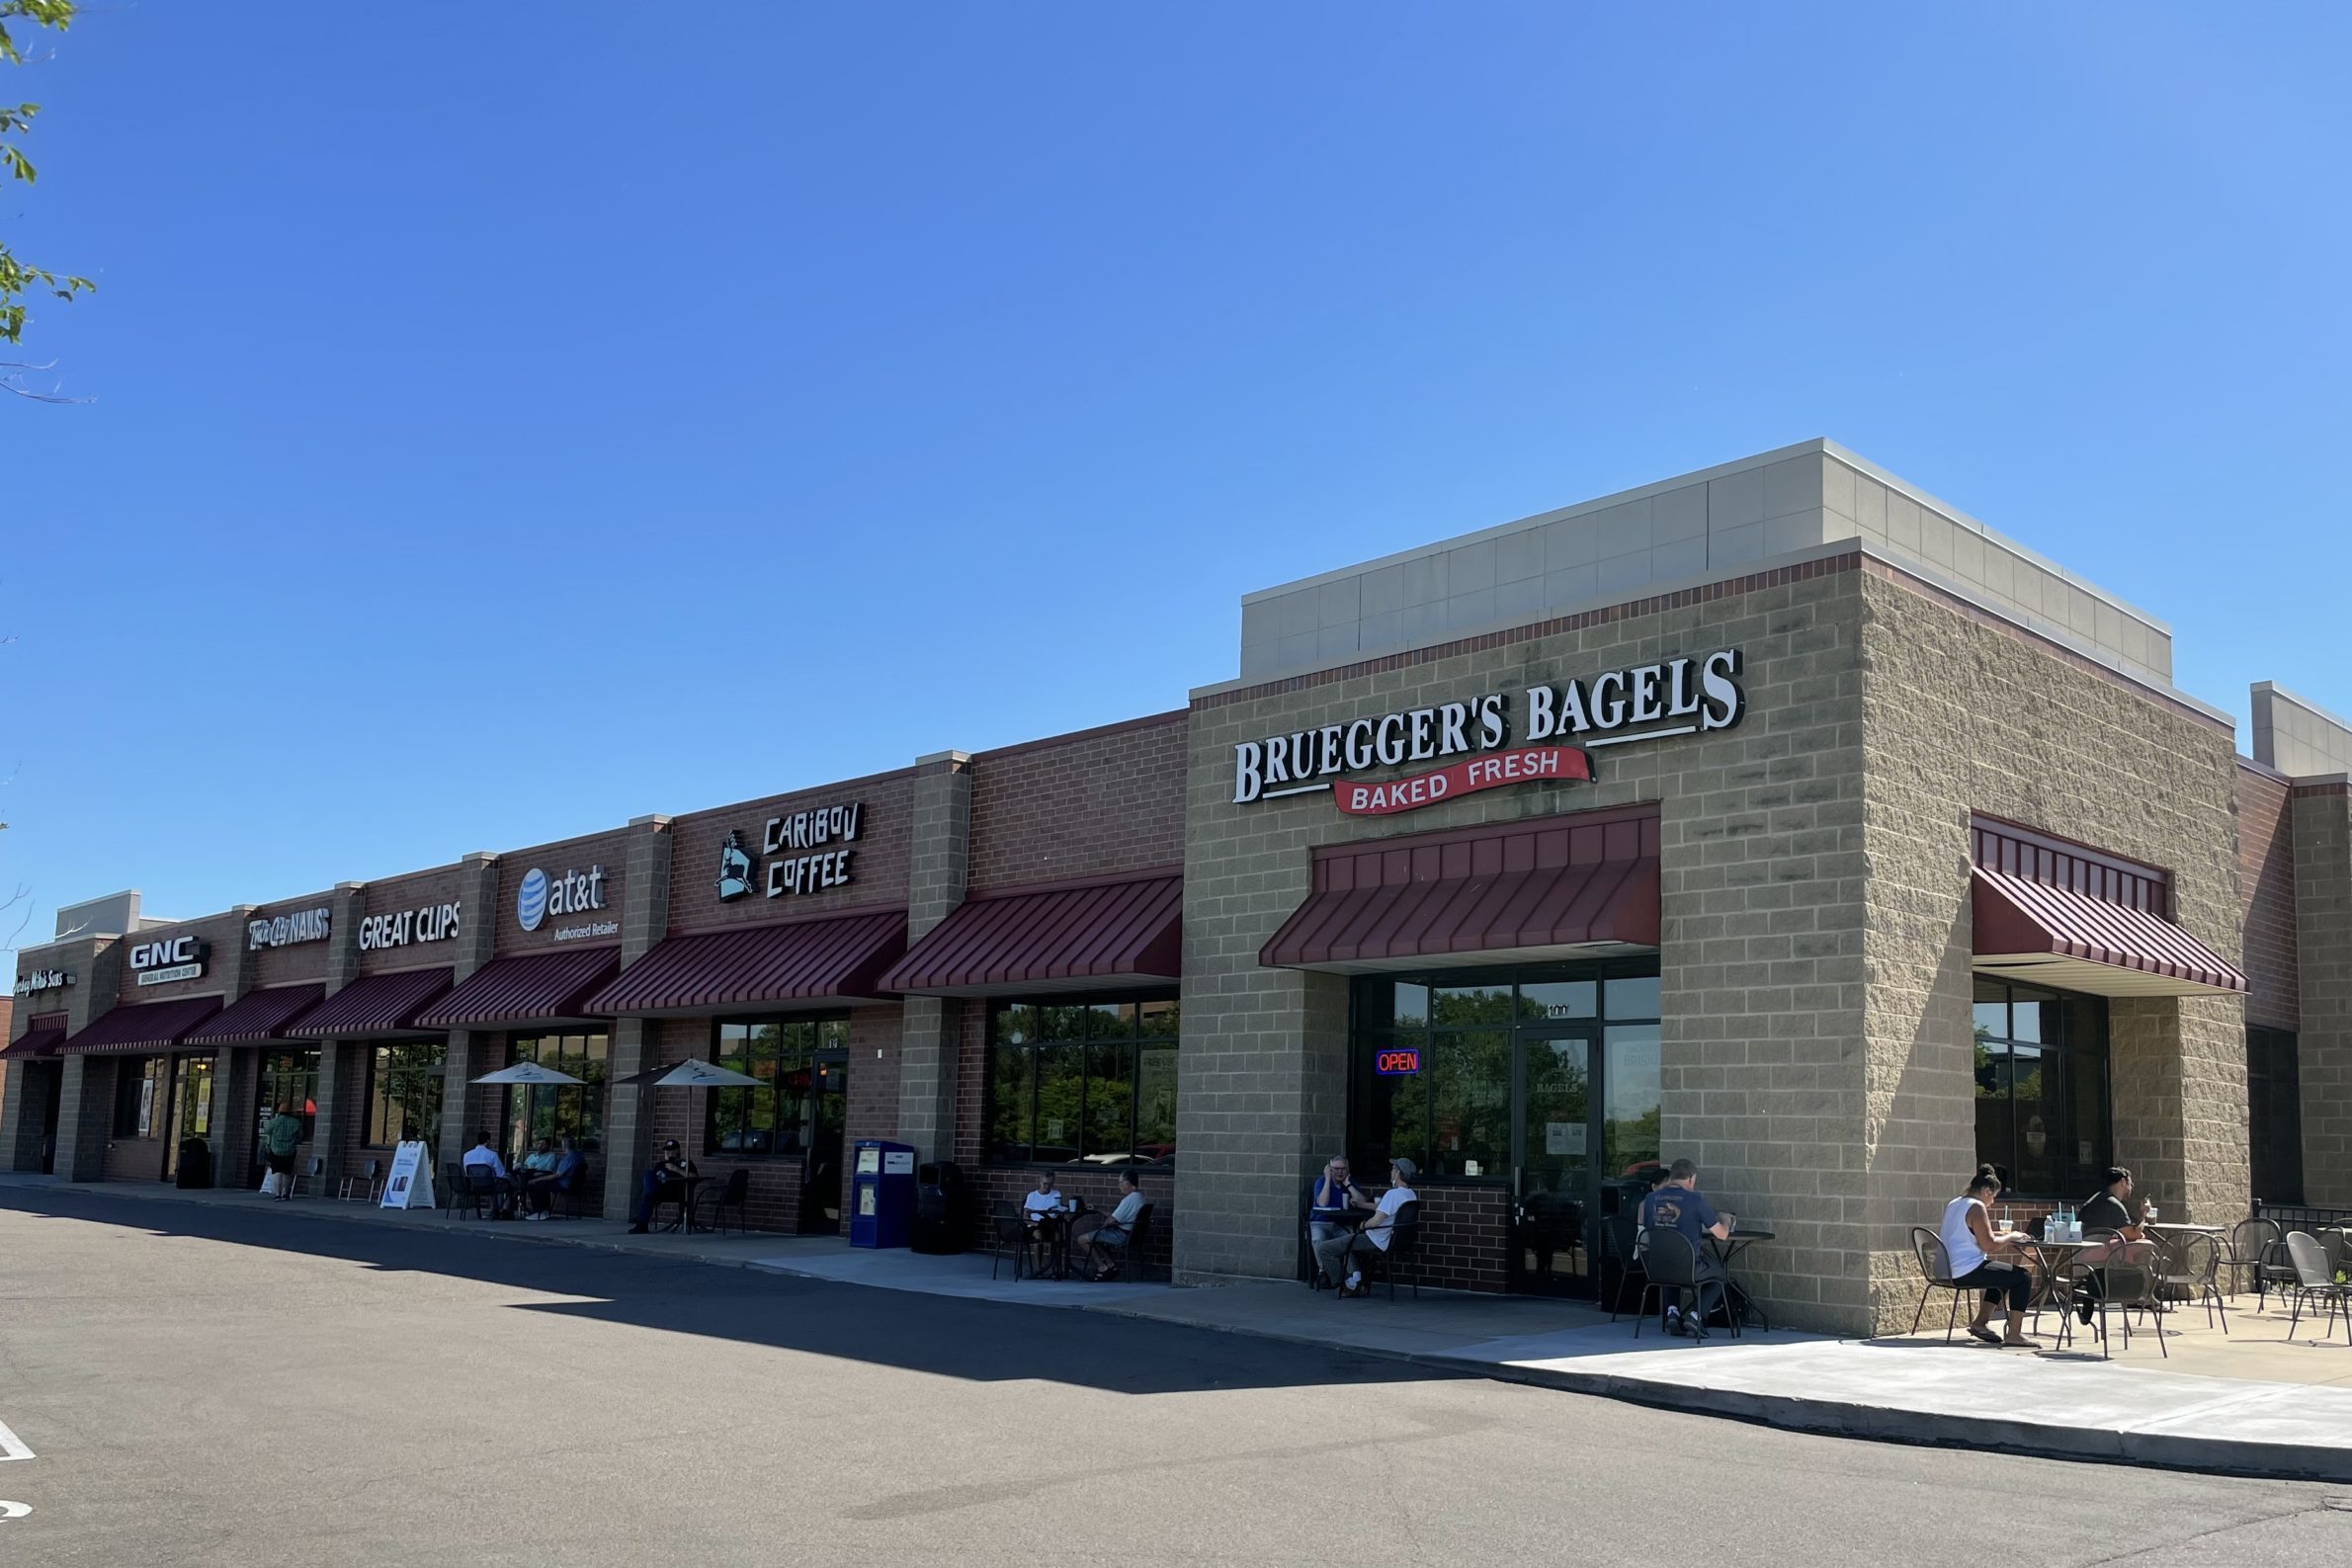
[366,1042,445,1150]
[1428,1030,1510,1180]
[256,1049,320,1143]
[985,994,1179,1165]
[505,1032,608,1154]
[1431,982,1515,1028]
[1603,975,1660,1020]
[1602,1024,1662,1177]
[707,1018,848,1157]
[1973,979,2108,1196]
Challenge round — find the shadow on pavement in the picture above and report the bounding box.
[0,1186,1468,1399]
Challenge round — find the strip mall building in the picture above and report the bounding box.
[5,442,2341,1333]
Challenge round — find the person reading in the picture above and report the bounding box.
[1638,1158,1734,1335]
[625,1140,698,1234]
[1938,1166,2039,1347]
[1022,1172,1068,1274]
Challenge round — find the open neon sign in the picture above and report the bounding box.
[1375,1048,1422,1076]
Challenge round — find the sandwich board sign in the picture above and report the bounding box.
[379,1141,436,1210]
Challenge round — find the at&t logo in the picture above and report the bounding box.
[517,865,605,932]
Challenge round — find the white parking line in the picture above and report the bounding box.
[0,1419,33,1462]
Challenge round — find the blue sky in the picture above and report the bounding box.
[6,5,2349,974]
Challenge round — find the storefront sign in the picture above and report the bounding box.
[1335,745,1592,816]
[129,936,207,986]
[378,1141,437,1210]
[359,901,462,951]
[11,967,72,998]
[717,803,864,902]
[247,907,331,950]
[1231,647,1745,805]
[518,866,606,934]
[1375,1047,1422,1076]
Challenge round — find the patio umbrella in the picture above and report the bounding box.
[612,1058,764,1090]
[472,1062,585,1086]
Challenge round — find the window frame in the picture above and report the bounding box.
[114,1055,163,1138]
[364,1041,447,1150]
[503,1031,610,1155]
[255,1048,321,1146]
[983,993,1179,1169]
[703,1015,851,1160]
[1972,978,2111,1199]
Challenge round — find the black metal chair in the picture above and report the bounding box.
[1602,1207,1647,1321]
[2156,1231,2230,1335]
[453,1162,501,1221]
[1089,1202,1157,1281]
[693,1168,751,1235]
[1347,1200,1420,1300]
[988,1199,1029,1281]
[1634,1226,1728,1342]
[2285,1232,2352,1343]
[552,1163,593,1219]
[1905,1226,1968,1344]
[2227,1217,2294,1306]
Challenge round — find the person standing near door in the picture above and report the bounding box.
[262,1102,304,1201]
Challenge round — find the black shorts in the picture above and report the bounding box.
[265,1151,296,1176]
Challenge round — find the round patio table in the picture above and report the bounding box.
[1706,1228,1776,1331]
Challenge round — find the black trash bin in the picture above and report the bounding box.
[911,1160,967,1254]
[176,1137,213,1190]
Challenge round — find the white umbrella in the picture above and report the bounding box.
[472,1061,585,1086]
[649,1059,764,1090]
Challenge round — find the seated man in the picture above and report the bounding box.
[1306,1155,1373,1283]
[521,1136,558,1176]
[625,1140,698,1234]
[1022,1172,1067,1274]
[1312,1158,1417,1298]
[462,1130,515,1217]
[1081,1170,1148,1279]
[1638,1158,1731,1335]
[2073,1165,2145,1324]
[524,1136,587,1219]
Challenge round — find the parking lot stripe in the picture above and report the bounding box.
[0,1420,33,1462]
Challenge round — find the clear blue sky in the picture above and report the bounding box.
[6,5,2349,975]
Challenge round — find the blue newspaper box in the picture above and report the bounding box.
[848,1139,916,1248]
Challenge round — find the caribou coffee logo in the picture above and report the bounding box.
[716,803,865,902]
[1232,647,1746,806]
[716,831,754,901]
[129,935,208,986]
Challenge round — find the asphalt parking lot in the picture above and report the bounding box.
[0,1189,2344,1568]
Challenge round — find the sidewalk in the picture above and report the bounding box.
[9,1174,2351,1480]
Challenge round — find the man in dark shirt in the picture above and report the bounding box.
[1638,1159,1731,1335]
[2072,1166,2144,1325]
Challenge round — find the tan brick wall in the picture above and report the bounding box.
[2236,765,2298,1032]
[2292,784,2352,1204]
[1184,556,1870,1324]
[1856,564,2246,1330]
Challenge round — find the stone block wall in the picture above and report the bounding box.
[2291,784,2352,1205]
[1855,562,2246,1330]
[2236,763,2299,1032]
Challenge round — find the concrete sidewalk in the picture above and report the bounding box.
[10,1174,2351,1480]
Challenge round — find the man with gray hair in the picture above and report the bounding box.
[1306,1154,1372,1285]
[1314,1157,1418,1298]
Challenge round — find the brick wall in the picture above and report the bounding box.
[968,712,1188,892]
[492,826,635,958]
[1857,562,2247,1329]
[357,863,470,976]
[664,773,914,936]
[243,891,338,989]
[114,912,241,1007]
[2237,763,2298,1032]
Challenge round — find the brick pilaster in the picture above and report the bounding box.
[894,751,970,1163]
[202,907,261,1186]
[602,815,673,1220]
[51,937,125,1184]
[305,883,371,1192]
[437,854,503,1163]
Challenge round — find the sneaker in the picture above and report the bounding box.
[1346,1272,1362,1291]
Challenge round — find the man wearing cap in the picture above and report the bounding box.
[1313,1157,1418,1299]
[625,1140,700,1234]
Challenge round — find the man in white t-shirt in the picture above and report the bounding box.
[1313,1157,1418,1298]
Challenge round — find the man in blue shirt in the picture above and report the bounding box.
[1638,1159,1731,1335]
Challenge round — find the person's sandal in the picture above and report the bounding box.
[1966,1325,2002,1345]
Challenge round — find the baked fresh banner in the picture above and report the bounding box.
[1333,745,1593,816]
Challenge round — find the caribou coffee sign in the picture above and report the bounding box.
[248,906,332,950]
[717,802,864,902]
[12,966,73,998]
[1232,647,1746,807]
[360,900,462,951]
[130,935,208,986]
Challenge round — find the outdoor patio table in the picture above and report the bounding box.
[1705,1228,1775,1331]
[658,1175,709,1234]
[2023,1237,2111,1346]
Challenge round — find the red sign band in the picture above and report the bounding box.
[1333,745,1594,816]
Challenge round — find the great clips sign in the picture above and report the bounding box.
[1232,647,1744,807]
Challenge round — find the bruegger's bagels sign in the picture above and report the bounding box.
[1231,647,1744,808]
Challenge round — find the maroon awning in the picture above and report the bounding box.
[414,949,619,1030]
[1972,867,2246,997]
[60,996,223,1054]
[586,909,907,1016]
[286,967,455,1037]
[0,1024,66,1060]
[882,875,1182,997]
[183,983,326,1045]
[1262,810,1660,972]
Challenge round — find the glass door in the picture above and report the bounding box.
[161,1056,214,1179]
[1511,1027,1596,1296]
[798,1051,849,1234]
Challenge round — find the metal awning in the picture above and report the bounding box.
[413,949,619,1031]
[586,910,906,1017]
[0,1024,67,1061]
[1971,867,2246,998]
[60,996,224,1054]
[284,967,455,1037]
[881,875,1182,997]
[1262,811,1659,973]
[183,984,327,1045]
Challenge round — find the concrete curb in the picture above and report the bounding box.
[15,1181,2350,1484]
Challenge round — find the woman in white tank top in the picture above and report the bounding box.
[1936,1168,2038,1347]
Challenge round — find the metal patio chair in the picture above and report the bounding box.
[1905,1226,1968,1344]
[1635,1227,1730,1343]
[2284,1232,2352,1344]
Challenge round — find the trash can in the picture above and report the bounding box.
[176,1137,213,1190]
[911,1160,967,1254]
[847,1139,916,1249]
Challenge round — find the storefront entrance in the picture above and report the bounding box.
[1351,962,1661,1298]
[162,1056,214,1181]
[798,1051,848,1235]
